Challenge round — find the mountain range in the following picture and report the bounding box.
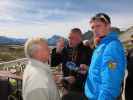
[0,36,26,45]
[0,26,132,45]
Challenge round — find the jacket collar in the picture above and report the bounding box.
[28,58,51,73]
[67,42,83,49]
[99,32,118,44]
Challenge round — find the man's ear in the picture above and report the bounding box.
[107,23,111,30]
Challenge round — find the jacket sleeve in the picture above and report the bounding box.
[126,49,133,71]
[80,46,93,66]
[25,88,49,100]
[98,41,126,100]
[51,48,62,67]
[74,46,93,91]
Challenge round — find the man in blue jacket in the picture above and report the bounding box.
[85,13,126,100]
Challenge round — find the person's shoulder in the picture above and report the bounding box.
[104,40,124,55]
[107,39,122,48]
[62,45,70,53]
[51,48,56,53]
[128,48,133,53]
[78,42,87,48]
[24,63,42,78]
[79,42,92,51]
[127,48,133,57]
[24,63,34,74]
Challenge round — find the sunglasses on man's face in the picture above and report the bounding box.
[92,15,109,24]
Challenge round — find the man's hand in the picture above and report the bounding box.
[53,74,63,84]
[65,76,76,84]
[53,75,76,85]
[80,64,88,74]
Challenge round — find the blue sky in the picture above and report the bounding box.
[0,0,133,38]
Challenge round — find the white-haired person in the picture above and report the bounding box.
[23,37,60,100]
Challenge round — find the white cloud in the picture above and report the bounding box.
[0,13,133,38]
[111,13,133,30]
[0,18,89,38]
[0,0,133,38]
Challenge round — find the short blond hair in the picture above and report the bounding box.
[24,37,47,58]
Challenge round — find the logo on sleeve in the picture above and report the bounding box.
[108,60,117,69]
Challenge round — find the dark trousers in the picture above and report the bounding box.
[62,91,87,100]
[0,78,12,100]
[125,77,133,100]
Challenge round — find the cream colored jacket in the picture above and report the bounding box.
[23,59,60,100]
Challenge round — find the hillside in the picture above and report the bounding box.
[0,45,25,62]
[0,36,26,45]
[119,26,133,42]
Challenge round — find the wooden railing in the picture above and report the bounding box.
[0,58,28,72]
